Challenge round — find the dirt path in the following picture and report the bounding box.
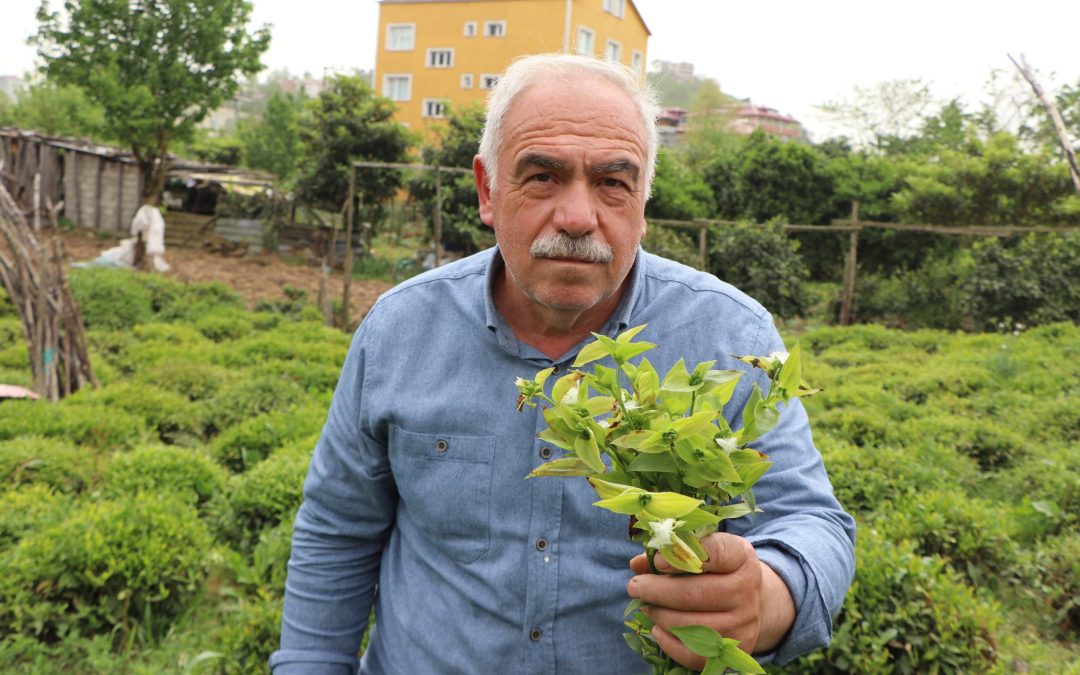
[57,229,393,323]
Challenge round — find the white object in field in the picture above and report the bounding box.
[130,204,171,271]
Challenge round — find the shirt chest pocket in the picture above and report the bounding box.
[389,425,496,564]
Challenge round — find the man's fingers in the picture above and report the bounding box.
[651,625,706,671]
[629,533,752,575]
[628,566,742,611]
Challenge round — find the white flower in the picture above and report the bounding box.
[715,436,738,452]
[769,350,789,365]
[514,377,528,389]
[560,384,579,404]
[645,518,683,549]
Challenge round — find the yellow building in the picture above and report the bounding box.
[374,0,650,134]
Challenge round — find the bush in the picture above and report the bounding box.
[211,404,325,472]
[214,443,311,553]
[899,414,1026,470]
[708,221,810,318]
[67,267,154,330]
[0,494,211,644]
[133,360,233,402]
[204,373,308,435]
[195,310,255,342]
[209,597,283,675]
[0,485,73,547]
[81,381,208,445]
[103,446,227,510]
[0,436,96,493]
[873,490,1016,584]
[1021,534,1080,638]
[642,225,701,269]
[964,232,1080,331]
[786,529,999,673]
[850,252,970,330]
[0,401,147,450]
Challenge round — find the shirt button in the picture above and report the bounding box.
[435,439,448,452]
[530,628,542,641]
[536,538,548,551]
[539,446,552,459]
[552,365,560,374]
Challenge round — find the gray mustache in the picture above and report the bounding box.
[530,233,614,263]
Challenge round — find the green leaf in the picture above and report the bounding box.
[678,507,721,530]
[616,323,649,343]
[660,533,704,573]
[715,644,765,674]
[736,460,773,489]
[572,340,610,368]
[611,430,666,452]
[526,457,595,478]
[534,366,555,388]
[628,452,679,473]
[739,383,763,442]
[671,410,719,438]
[551,372,582,405]
[642,492,703,518]
[588,476,637,499]
[712,502,754,521]
[661,359,698,392]
[623,631,646,656]
[778,342,802,394]
[594,492,646,515]
[616,341,657,362]
[582,396,616,417]
[537,427,574,451]
[575,432,605,474]
[667,625,726,657]
[624,597,646,616]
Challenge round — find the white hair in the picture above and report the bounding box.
[478,53,661,197]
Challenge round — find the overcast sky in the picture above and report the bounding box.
[3,0,1078,140]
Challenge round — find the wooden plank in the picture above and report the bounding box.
[116,163,124,231]
[68,151,79,227]
[94,155,103,230]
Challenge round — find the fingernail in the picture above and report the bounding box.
[651,626,662,642]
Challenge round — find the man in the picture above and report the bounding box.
[271,54,855,674]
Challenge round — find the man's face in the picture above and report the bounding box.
[475,77,649,318]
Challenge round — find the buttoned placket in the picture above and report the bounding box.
[521,359,566,674]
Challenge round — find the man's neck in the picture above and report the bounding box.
[493,273,625,361]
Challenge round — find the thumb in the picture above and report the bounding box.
[690,532,754,575]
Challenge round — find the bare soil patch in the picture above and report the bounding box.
[55,228,393,323]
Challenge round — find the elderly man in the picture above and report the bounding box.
[271,54,854,674]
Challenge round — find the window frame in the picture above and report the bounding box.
[382,73,413,102]
[463,21,477,37]
[422,98,449,119]
[480,74,500,90]
[483,20,506,37]
[461,73,474,89]
[605,38,622,63]
[425,47,455,68]
[576,26,595,56]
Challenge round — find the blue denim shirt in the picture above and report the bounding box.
[270,248,855,674]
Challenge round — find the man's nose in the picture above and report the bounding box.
[553,178,598,236]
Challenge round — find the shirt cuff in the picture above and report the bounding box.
[750,540,833,666]
[269,649,359,675]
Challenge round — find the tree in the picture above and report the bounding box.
[31,0,270,204]
[240,89,303,179]
[0,79,107,141]
[734,131,835,225]
[645,150,713,221]
[294,74,412,252]
[817,78,935,153]
[411,103,489,253]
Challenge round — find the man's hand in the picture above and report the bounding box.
[627,533,795,670]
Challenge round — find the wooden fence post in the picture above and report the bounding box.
[343,164,356,330]
[696,219,708,272]
[839,201,860,326]
[434,167,443,268]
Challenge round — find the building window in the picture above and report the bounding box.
[484,20,506,37]
[576,27,595,56]
[426,48,454,68]
[464,21,476,37]
[480,74,500,90]
[386,23,415,51]
[603,0,625,18]
[605,39,622,63]
[461,73,474,89]
[632,50,643,74]
[423,99,449,119]
[383,74,412,101]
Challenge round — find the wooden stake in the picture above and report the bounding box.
[839,202,860,326]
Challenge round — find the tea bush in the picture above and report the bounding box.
[67,267,154,330]
[899,414,1026,470]
[204,373,307,435]
[787,529,999,674]
[195,310,255,342]
[133,359,234,402]
[209,597,284,675]
[214,442,311,553]
[103,445,227,510]
[211,403,325,472]
[0,485,73,547]
[81,381,209,445]
[0,400,145,449]
[0,436,96,493]
[0,494,210,644]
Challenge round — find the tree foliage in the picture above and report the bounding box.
[31,0,270,203]
[239,89,303,179]
[294,74,412,251]
[0,79,107,141]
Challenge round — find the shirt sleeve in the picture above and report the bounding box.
[270,318,398,674]
[724,313,857,666]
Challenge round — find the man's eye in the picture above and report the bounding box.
[602,178,625,188]
[531,173,552,183]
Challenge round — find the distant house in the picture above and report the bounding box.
[657,107,687,147]
[374,0,650,133]
[725,104,808,142]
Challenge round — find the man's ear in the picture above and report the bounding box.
[474,155,494,228]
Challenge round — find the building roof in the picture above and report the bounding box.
[379,0,651,34]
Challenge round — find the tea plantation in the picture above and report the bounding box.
[0,268,1077,673]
